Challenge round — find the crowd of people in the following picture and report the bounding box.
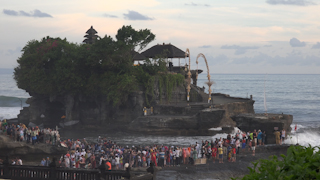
[0,119,60,145]
[0,119,287,170]
[52,129,273,169]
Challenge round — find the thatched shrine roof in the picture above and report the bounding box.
[141,43,188,59]
[132,51,146,61]
[86,26,98,34]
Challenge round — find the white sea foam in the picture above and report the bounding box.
[284,131,320,147]
[284,124,320,147]
[0,107,21,120]
[209,127,222,131]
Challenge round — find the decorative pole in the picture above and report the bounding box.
[196,53,213,104]
[185,48,191,102]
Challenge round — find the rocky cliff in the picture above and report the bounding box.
[232,113,293,144]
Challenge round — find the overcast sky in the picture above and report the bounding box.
[1,0,320,74]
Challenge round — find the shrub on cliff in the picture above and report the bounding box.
[237,145,320,180]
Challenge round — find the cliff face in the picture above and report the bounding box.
[17,82,188,128]
[18,91,146,127]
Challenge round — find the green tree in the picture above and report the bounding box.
[237,145,320,180]
[14,26,159,106]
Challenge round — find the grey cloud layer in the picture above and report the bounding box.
[312,42,320,49]
[266,0,317,6]
[3,9,52,17]
[207,52,320,66]
[233,53,320,66]
[123,11,153,20]
[289,38,306,47]
[221,45,259,55]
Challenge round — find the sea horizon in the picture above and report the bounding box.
[1,68,319,75]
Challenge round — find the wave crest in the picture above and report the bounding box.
[0,96,28,107]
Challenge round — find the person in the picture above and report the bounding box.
[257,130,262,145]
[235,138,240,154]
[106,160,112,170]
[27,128,31,143]
[281,129,286,145]
[232,145,236,162]
[17,157,22,165]
[251,140,256,156]
[151,150,157,167]
[227,144,232,162]
[45,157,51,166]
[40,158,46,166]
[242,138,246,150]
[218,145,223,163]
[192,148,197,162]
[253,129,257,144]
[274,130,280,145]
[31,127,37,145]
[211,146,217,163]
[159,149,165,167]
[262,131,266,145]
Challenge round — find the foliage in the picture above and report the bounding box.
[14,25,184,107]
[134,55,184,106]
[235,145,320,180]
[14,26,156,106]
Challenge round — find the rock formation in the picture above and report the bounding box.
[232,113,293,144]
[0,135,67,155]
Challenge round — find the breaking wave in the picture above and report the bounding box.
[0,96,28,107]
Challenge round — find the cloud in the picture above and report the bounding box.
[199,45,211,48]
[185,2,211,7]
[289,38,306,47]
[266,0,317,6]
[312,42,320,49]
[221,45,259,55]
[3,9,52,17]
[264,45,273,47]
[123,10,153,20]
[103,14,118,18]
[231,52,320,66]
[3,9,18,16]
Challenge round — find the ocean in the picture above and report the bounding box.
[0,68,319,147]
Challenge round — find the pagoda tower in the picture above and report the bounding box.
[83,26,99,44]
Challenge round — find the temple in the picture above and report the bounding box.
[14,27,292,144]
[83,26,99,44]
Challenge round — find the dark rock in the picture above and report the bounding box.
[232,113,293,144]
[0,135,67,156]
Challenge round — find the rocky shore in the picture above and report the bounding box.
[1,135,290,180]
[0,135,67,163]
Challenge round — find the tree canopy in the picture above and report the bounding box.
[14,25,184,106]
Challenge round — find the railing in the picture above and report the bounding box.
[0,163,150,180]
